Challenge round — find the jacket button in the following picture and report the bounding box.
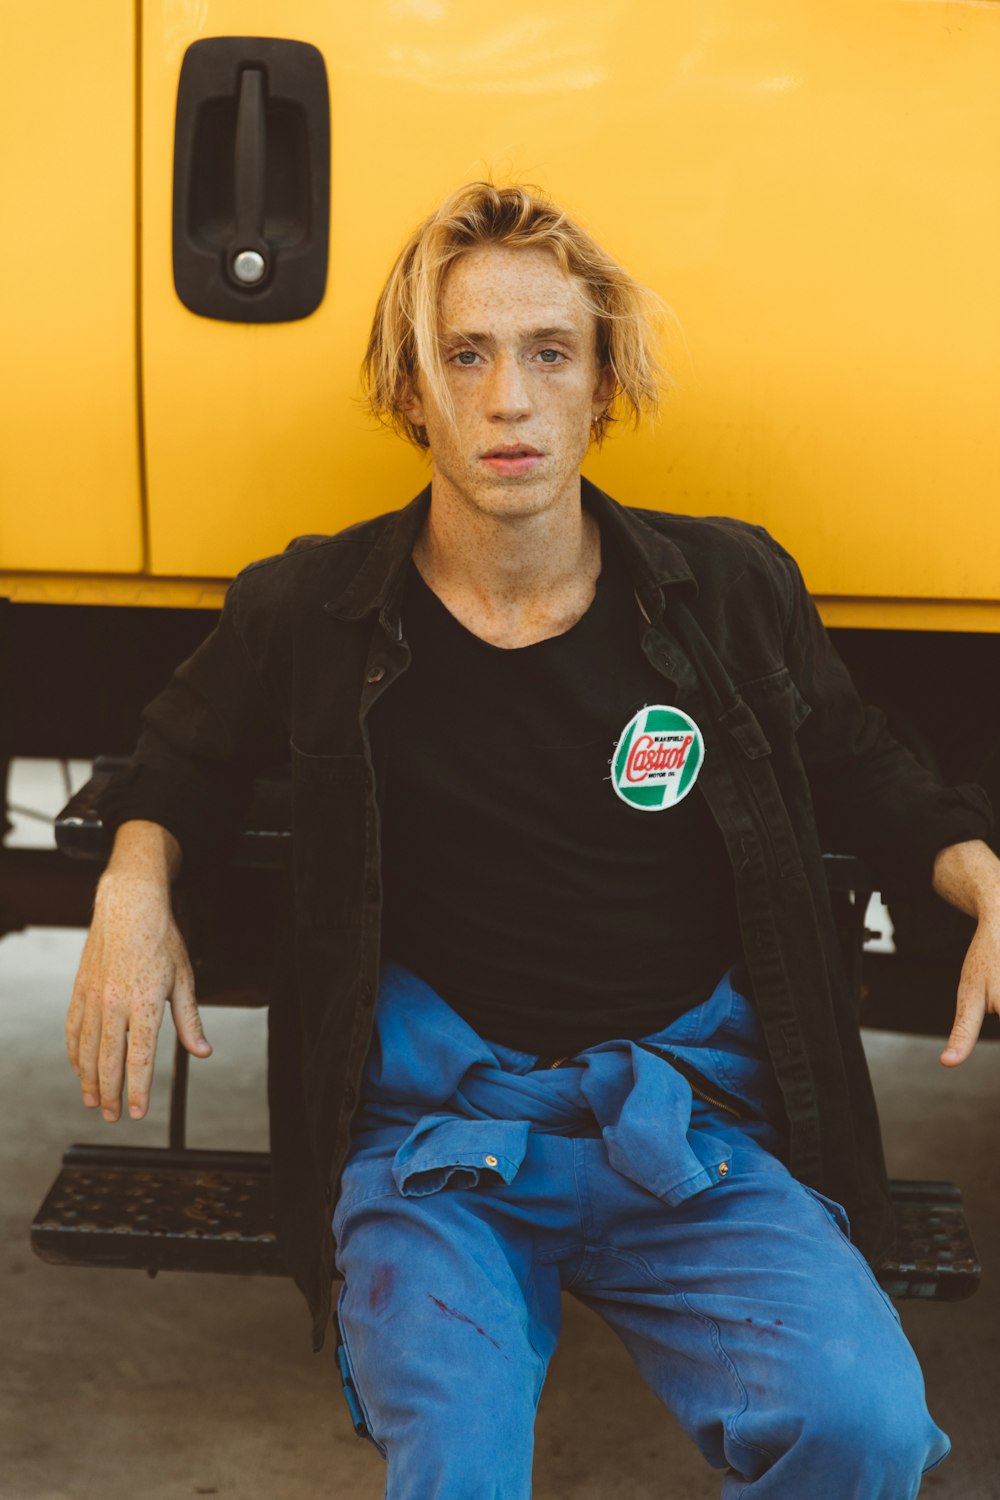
[366,665,386,684]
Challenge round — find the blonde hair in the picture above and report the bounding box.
[363,181,665,449]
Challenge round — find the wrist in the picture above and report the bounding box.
[104,819,183,885]
[932,839,1000,921]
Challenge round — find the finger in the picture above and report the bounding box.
[169,967,212,1058]
[65,975,88,1074]
[125,1011,162,1120]
[77,998,103,1107]
[97,1007,129,1121]
[940,984,986,1066]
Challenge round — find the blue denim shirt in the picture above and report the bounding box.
[350,963,786,1210]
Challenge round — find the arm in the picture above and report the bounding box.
[765,534,995,1061]
[931,839,1000,1066]
[66,567,287,1122]
[65,819,208,1121]
[768,535,992,895]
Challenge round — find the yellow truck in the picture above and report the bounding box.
[3,0,996,1285]
[5,0,1000,623]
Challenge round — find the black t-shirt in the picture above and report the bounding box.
[369,536,741,1055]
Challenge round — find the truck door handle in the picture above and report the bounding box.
[232,67,267,284]
[173,37,330,323]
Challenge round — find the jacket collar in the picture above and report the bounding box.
[323,477,696,629]
[323,487,431,629]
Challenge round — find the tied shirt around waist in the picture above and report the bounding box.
[346,964,787,1212]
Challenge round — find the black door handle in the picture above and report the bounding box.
[173,38,330,323]
[232,67,267,282]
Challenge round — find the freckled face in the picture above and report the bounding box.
[405,245,612,520]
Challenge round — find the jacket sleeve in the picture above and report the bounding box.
[769,536,993,897]
[98,570,288,867]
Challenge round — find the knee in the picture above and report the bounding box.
[797,1370,949,1487]
[381,1399,536,1500]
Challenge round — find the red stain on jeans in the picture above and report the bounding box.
[369,1264,395,1316]
[428,1295,507,1357]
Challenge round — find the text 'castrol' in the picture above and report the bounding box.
[611,706,705,812]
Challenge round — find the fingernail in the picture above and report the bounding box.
[129,1105,143,1119]
[102,1108,117,1122]
[83,1091,98,1106]
[942,1048,960,1061]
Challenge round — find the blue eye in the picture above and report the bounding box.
[536,348,565,364]
[452,349,481,366]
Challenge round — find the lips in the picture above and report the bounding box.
[479,444,544,476]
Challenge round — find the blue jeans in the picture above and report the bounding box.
[333,967,949,1499]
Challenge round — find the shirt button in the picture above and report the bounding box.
[718,1162,730,1178]
[484,1155,499,1168]
[366,665,386,684]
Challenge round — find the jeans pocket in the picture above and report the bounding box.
[801,1186,902,1325]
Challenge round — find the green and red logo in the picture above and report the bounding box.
[611,705,704,812]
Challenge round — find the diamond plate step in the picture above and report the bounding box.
[879,1179,980,1300]
[31,1146,285,1277]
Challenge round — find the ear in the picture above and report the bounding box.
[592,365,615,420]
[401,375,427,428]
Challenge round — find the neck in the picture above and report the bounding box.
[412,474,602,649]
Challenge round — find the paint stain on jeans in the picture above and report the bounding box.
[369,1263,395,1316]
[428,1295,507,1357]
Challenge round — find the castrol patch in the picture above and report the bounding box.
[611,705,704,812]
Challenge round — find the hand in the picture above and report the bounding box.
[932,839,1000,1066]
[65,871,211,1122]
[941,908,1000,1066]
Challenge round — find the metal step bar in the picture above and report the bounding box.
[31,1145,980,1299]
[32,1145,284,1277]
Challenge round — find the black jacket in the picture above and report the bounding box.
[101,480,992,1351]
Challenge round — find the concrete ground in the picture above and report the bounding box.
[2,760,999,1499]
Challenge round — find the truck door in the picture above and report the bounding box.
[1,0,142,575]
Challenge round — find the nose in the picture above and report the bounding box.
[486,353,531,422]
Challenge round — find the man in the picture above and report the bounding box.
[68,183,998,1498]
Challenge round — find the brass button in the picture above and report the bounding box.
[484,1155,499,1168]
[718,1162,730,1178]
[366,665,386,684]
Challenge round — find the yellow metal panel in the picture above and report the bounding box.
[0,572,227,609]
[142,1,1000,621]
[5,568,1000,630]
[817,598,1000,635]
[0,1,142,573]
